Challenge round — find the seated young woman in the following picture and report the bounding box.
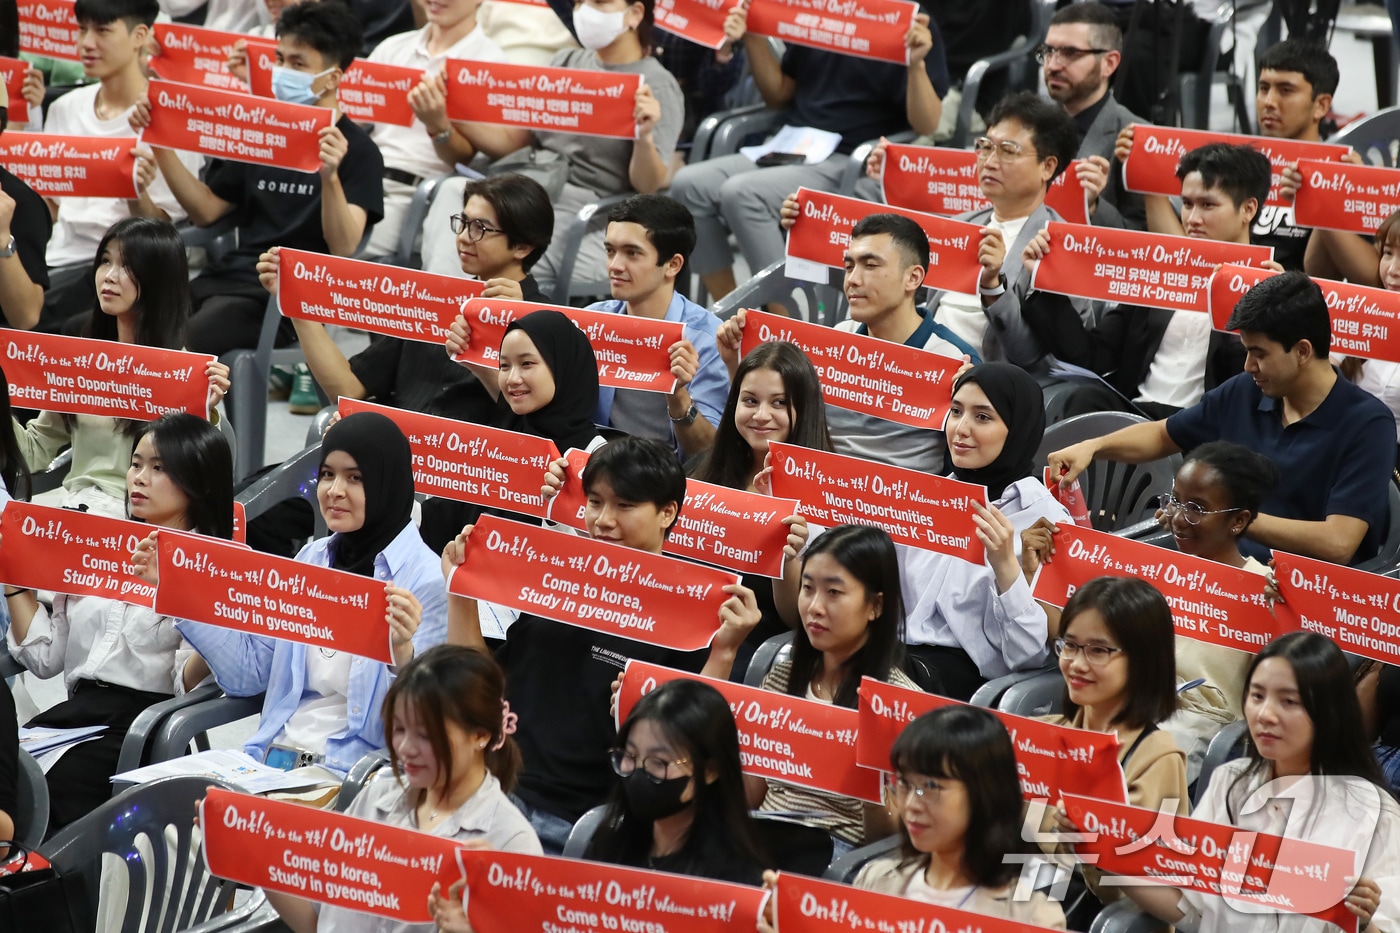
[1103,632,1399,933]
[6,413,234,831]
[150,412,448,779]
[751,524,918,850]
[273,644,540,933]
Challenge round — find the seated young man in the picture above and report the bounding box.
[589,195,730,460]
[442,435,761,852]
[38,0,197,333]
[1049,272,1394,567]
[1020,143,1278,419]
[132,0,384,355]
[0,102,49,330]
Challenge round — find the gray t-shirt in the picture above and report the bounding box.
[609,387,672,445]
[537,48,684,197]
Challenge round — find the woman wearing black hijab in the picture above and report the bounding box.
[896,363,1074,700]
[181,412,448,778]
[495,310,603,455]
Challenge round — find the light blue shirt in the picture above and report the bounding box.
[176,521,448,774]
[588,292,729,456]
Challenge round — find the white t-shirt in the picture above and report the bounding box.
[279,647,353,756]
[367,25,508,181]
[936,214,1030,355]
[44,84,202,266]
[1136,309,1210,409]
[158,0,270,32]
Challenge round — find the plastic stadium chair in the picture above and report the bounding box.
[1355,474,1400,576]
[1088,897,1170,933]
[1178,0,1250,131]
[822,834,901,883]
[338,749,392,812]
[14,749,49,849]
[743,631,795,688]
[1328,105,1400,168]
[111,683,266,798]
[394,176,445,269]
[236,440,328,542]
[1193,718,1248,807]
[547,193,634,306]
[968,657,1060,712]
[712,259,846,327]
[948,0,1055,149]
[562,804,610,858]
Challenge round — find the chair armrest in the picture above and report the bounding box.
[821,834,900,883]
[953,42,1033,149]
[149,692,268,764]
[0,654,23,680]
[394,176,443,268]
[996,669,1065,716]
[1116,517,1167,540]
[691,103,773,162]
[29,447,73,497]
[547,193,633,305]
[339,749,392,811]
[710,107,787,158]
[114,683,224,777]
[968,657,1057,709]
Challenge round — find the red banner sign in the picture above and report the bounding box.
[462,849,766,933]
[740,308,962,431]
[655,0,739,49]
[455,297,684,395]
[784,188,985,292]
[18,0,79,62]
[1061,792,1357,930]
[768,441,987,562]
[141,80,333,172]
[0,132,138,199]
[244,38,278,98]
[1122,125,1348,208]
[444,60,640,139]
[0,58,30,126]
[1271,551,1400,666]
[1031,524,1286,655]
[619,661,882,802]
[153,531,393,662]
[1209,264,1400,363]
[773,871,1065,933]
[200,789,462,922]
[881,144,1088,224]
[338,59,420,128]
[277,248,478,344]
[746,0,916,64]
[1029,222,1273,312]
[232,501,246,544]
[150,24,251,92]
[1292,157,1400,236]
[2,330,211,421]
[856,678,1127,804]
[0,502,155,606]
[338,399,559,519]
[448,514,740,651]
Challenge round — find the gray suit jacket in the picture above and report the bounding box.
[1078,93,1146,230]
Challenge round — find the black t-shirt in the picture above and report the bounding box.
[0,676,16,833]
[203,113,384,283]
[1251,204,1310,272]
[0,165,51,302]
[498,613,707,823]
[781,40,951,153]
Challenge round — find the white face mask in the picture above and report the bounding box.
[574,4,630,50]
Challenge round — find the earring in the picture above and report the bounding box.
[479,741,487,749]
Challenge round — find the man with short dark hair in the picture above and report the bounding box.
[1048,272,1394,566]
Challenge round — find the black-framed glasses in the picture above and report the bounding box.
[449,214,506,242]
[892,775,950,803]
[1054,638,1123,666]
[1035,44,1110,65]
[1157,493,1243,526]
[973,137,1032,162]
[609,749,689,784]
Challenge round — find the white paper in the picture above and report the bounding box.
[111,749,341,795]
[33,735,107,774]
[783,256,831,284]
[19,724,107,756]
[740,125,842,166]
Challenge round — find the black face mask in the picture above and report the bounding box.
[621,770,692,822]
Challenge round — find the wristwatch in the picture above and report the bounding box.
[978,272,1007,297]
[0,236,15,259]
[669,403,700,426]
[430,128,453,145]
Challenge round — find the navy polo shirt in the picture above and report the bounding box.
[1165,372,1394,565]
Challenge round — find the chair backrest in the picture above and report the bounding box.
[1193,718,1249,808]
[562,804,610,859]
[1036,412,1181,532]
[40,775,242,933]
[1089,897,1170,933]
[1353,474,1400,575]
[339,749,392,812]
[14,749,48,849]
[821,833,901,884]
[235,440,327,541]
[743,632,795,688]
[1326,106,1400,167]
[996,669,1065,718]
[712,260,846,328]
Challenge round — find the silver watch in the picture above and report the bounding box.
[0,236,14,259]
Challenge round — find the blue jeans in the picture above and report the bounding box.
[510,795,574,856]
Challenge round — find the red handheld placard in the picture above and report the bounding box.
[338,59,421,127]
[150,24,254,92]
[0,132,138,199]
[141,80,333,172]
[444,60,640,139]
[18,0,80,62]
[746,0,917,64]
[0,502,156,606]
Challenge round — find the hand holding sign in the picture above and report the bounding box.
[634,84,661,139]
[714,307,745,376]
[906,12,933,65]
[318,123,349,178]
[978,226,1007,287]
[426,878,470,933]
[407,71,451,137]
[386,584,422,668]
[1077,155,1111,215]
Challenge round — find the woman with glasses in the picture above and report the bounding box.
[849,706,1066,927]
[584,678,767,884]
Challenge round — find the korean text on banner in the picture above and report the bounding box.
[856,678,1127,803]
[444,60,640,139]
[153,532,393,662]
[655,0,739,49]
[0,502,156,606]
[773,871,1067,933]
[881,144,1087,223]
[1031,524,1286,655]
[141,80,333,172]
[455,297,683,394]
[462,849,766,933]
[619,661,883,802]
[768,441,988,562]
[1029,222,1273,313]
[0,132,138,199]
[739,308,962,431]
[277,248,480,344]
[448,514,740,651]
[2,331,211,421]
[1122,125,1348,207]
[1209,264,1400,363]
[19,0,79,62]
[0,58,31,125]
[1061,792,1358,932]
[784,187,985,291]
[338,399,559,519]
[200,789,462,922]
[1292,158,1400,236]
[150,24,252,91]
[1271,551,1400,666]
[338,59,420,128]
[746,0,917,64]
